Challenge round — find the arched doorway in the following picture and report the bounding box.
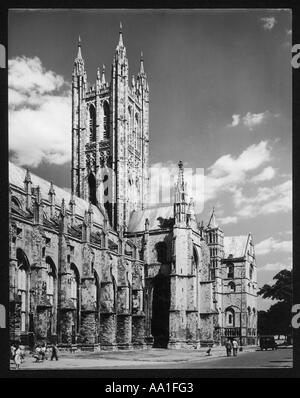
[151,272,170,348]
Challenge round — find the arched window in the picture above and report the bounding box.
[89,105,96,142]
[192,246,198,271]
[249,263,254,280]
[228,263,234,279]
[16,249,30,332]
[11,196,21,208]
[103,101,110,139]
[225,307,235,327]
[46,257,56,305]
[228,281,236,292]
[70,264,80,333]
[88,173,97,205]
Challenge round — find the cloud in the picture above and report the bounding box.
[227,111,268,130]
[9,56,71,167]
[219,216,238,225]
[251,166,276,183]
[242,111,267,130]
[234,179,292,217]
[227,114,240,127]
[261,17,277,31]
[260,262,292,272]
[204,140,271,201]
[255,237,292,256]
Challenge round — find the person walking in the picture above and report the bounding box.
[225,339,232,357]
[14,345,22,370]
[51,344,58,361]
[232,339,239,356]
[10,344,16,361]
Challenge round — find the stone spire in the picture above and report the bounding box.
[101,64,106,85]
[175,160,186,201]
[73,35,85,76]
[118,22,124,48]
[207,207,218,229]
[48,181,55,196]
[174,160,187,224]
[60,198,66,217]
[77,35,82,59]
[48,181,56,217]
[139,51,145,75]
[24,168,32,185]
[23,168,32,209]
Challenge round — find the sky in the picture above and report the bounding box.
[8,9,292,311]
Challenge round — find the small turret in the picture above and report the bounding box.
[23,168,32,209]
[48,181,56,217]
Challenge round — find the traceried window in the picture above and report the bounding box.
[249,263,254,280]
[103,101,110,139]
[228,281,236,292]
[89,105,96,142]
[16,249,30,332]
[46,258,56,305]
[225,308,235,327]
[227,263,234,279]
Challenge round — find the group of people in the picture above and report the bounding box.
[10,342,59,369]
[33,344,59,362]
[225,339,239,357]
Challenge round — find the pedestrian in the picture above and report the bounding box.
[14,345,22,370]
[51,344,58,361]
[10,344,16,361]
[40,344,46,361]
[232,339,239,356]
[225,339,232,357]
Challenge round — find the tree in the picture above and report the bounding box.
[258,269,292,304]
[258,269,292,341]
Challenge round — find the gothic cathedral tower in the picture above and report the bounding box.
[71,25,150,230]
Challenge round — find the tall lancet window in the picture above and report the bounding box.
[16,249,30,333]
[89,105,96,142]
[88,173,97,205]
[103,101,110,139]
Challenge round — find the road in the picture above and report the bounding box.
[13,347,292,370]
[158,348,293,369]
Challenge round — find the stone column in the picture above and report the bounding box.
[79,276,97,345]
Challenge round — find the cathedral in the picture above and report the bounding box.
[9,25,258,350]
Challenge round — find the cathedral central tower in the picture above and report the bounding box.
[71,24,150,230]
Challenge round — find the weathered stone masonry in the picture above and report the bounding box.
[9,25,258,349]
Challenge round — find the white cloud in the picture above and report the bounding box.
[219,216,238,225]
[9,56,71,167]
[242,111,267,130]
[261,17,277,31]
[227,114,240,127]
[204,140,271,201]
[260,262,292,272]
[227,111,269,130]
[234,179,292,217]
[255,237,292,256]
[251,166,276,183]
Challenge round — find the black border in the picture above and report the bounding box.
[0,0,299,381]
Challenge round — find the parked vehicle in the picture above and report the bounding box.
[259,335,278,350]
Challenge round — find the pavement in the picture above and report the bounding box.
[10,346,293,370]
